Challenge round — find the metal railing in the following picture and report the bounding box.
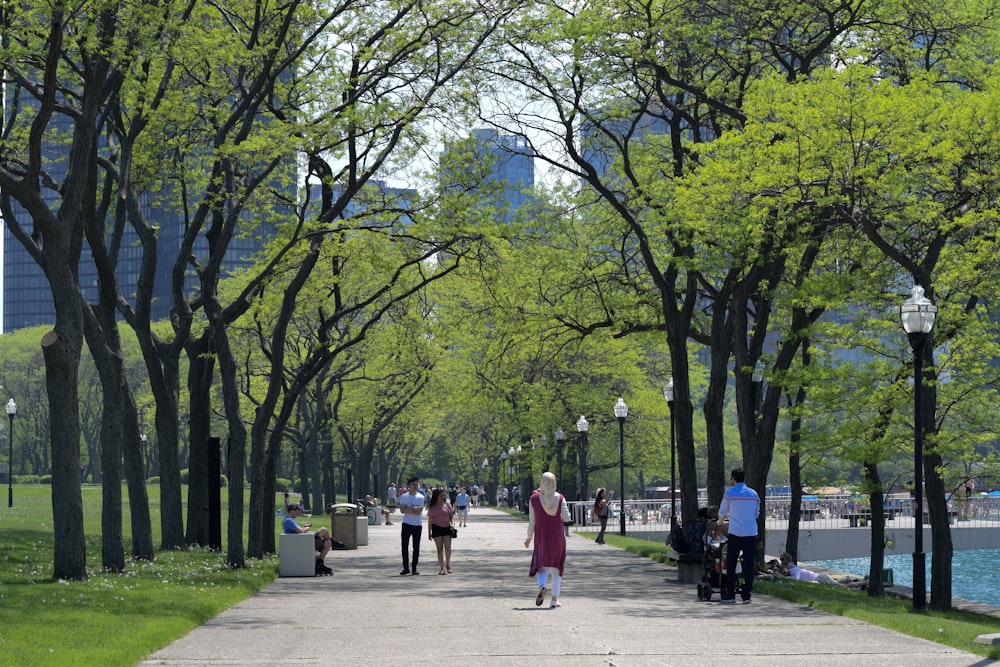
[567,497,1000,542]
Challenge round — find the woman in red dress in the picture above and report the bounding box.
[524,472,571,608]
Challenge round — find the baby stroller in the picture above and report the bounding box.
[696,540,743,601]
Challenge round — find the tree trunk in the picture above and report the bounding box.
[152,387,185,550]
[924,341,953,610]
[784,343,810,561]
[42,328,88,580]
[82,304,155,561]
[863,462,886,597]
[702,300,732,508]
[785,434,801,564]
[664,311,698,526]
[95,367,125,572]
[120,386,155,561]
[306,402,323,516]
[925,449,953,610]
[185,334,215,547]
[207,305,247,569]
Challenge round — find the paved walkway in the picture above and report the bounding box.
[139,508,990,666]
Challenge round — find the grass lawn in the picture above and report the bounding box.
[591,532,1000,661]
[0,484,278,667]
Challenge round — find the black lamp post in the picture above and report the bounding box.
[555,427,565,489]
[663,378,676,529]
[900,284,936,613]
[6,398,16,508]
[140,433,148,479]
[500,450,508,488]
[576,415,589,501]
[613,397,629,536]
[482,458,489,504]
[752,360,765,415]
[508,446,516,506]
[516,444,523,510]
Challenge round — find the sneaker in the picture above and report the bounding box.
[550,601,561,608]
[399,569,410,576]
[411,570,420,575]
[720,598,736,604]
[535,586,547,606]
[742,599,752,604]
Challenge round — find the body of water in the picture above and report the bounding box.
[810,548,1000,608]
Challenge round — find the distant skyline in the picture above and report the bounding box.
[1,127,536,334]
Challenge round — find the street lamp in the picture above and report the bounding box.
[508,446,516,505]
[752,359,766,418]
[6,398,16,508]
[140,433,148,479]
[576,415,589,501]
[482,458,489,506]
[554,427,565,489]
[900,284,936,613]
[613,397,629,536]
[500,450,508,487]
[663,378,676,530]
[516,444,523,509]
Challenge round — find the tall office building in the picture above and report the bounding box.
[440,128,535,221]
[2,190,274,333]
[0,110,279,333]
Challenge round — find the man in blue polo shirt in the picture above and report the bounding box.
[719,467,760,604]
[283,503,333,575]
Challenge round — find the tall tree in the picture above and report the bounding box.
[0,4,141,578]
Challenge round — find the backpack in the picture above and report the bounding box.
[686,518,707,555]
[669,522,688,553]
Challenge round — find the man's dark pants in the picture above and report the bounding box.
[401,523,422,572]
[724,533,757,601]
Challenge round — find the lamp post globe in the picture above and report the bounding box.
[663,378,676,529]
[613,397,629,536]
[900,285,936,613]
[6,398,16,508]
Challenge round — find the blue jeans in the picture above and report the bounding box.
[596,515,608,541]
[724,533,757,600]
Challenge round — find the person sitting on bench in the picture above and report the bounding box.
[283,503,333,575]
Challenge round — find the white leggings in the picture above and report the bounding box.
[536,567,561,598]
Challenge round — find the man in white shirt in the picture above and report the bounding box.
[397,477,425,575]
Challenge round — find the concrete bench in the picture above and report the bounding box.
[356,516,368,546]
[279,533,319,577]
[667,550,705,584]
